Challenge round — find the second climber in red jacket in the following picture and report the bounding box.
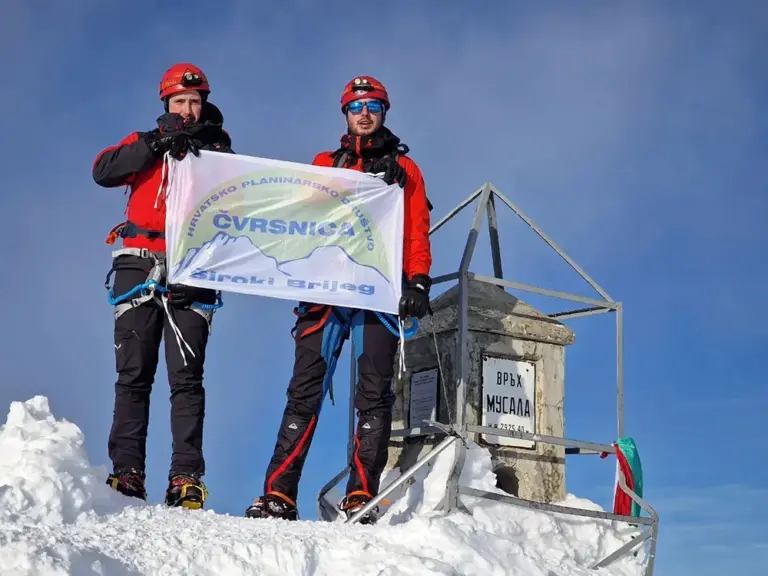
[246,76,432,524]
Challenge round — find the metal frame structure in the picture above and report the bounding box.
[316,183,659,575]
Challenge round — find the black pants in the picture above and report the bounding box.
[263,305,399,503]
[107,255,215,477]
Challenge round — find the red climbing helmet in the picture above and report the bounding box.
[159,63,210,101]
[340,76,390,112]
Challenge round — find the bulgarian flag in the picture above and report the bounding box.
[611,437,644,518]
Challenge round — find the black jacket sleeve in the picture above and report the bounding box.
[92,132,158,188]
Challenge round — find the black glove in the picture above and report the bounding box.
[167,133,200,160]
[370,157,407,188]
[166,283,216,308]
[144,113,201,161]
[157,112,187,134]
[399,274,431,319]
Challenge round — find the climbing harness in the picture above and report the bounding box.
[105,247,223,366]
[105,220,166,246]
[291,302,419,411]
[104,151,222,366]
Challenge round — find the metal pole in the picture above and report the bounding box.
[459,185,491,274]
[590,530,651,570]
[466,424,617,455]
[316,466,349,521]
[439,187,492,513]
[390,425,446,438]
[472,273,616,309]
[455,273,472,431]
[617,302,624,438]
[430,272,460,286]
[345,435,459,524]
[618,471,658,576]
[443,269,471,513]
[647,520,658,576]
[486,193,504,280]
[458,486,654,526]
[455,187,491,429]
[549,306,615,320]
[429,185,485,235]
[443,186,492,513]
[491,187,615,303]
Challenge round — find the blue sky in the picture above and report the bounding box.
[1,0,766,574]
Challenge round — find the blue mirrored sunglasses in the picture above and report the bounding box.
[346,100,385,114]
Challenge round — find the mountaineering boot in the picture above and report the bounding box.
[245,493,299,521]
[106,468,147,501]
[165,473,208,509]
[338,492,379,525]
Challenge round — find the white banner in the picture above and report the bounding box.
[164,151,404,314]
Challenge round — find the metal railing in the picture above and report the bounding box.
[316,183,658,575]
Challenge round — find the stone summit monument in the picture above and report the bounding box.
[387,276,575,502]
[317,183,659,576]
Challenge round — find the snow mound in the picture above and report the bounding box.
[0,396,130,527]
[0,397,647,576]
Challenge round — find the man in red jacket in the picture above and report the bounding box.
[246,76,432,524]
[93,63,234,509]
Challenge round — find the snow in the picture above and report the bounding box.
[0,396,647,575]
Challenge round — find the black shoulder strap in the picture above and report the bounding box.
[332,151,349,168]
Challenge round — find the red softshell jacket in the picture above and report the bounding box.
[93,132,170,253]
